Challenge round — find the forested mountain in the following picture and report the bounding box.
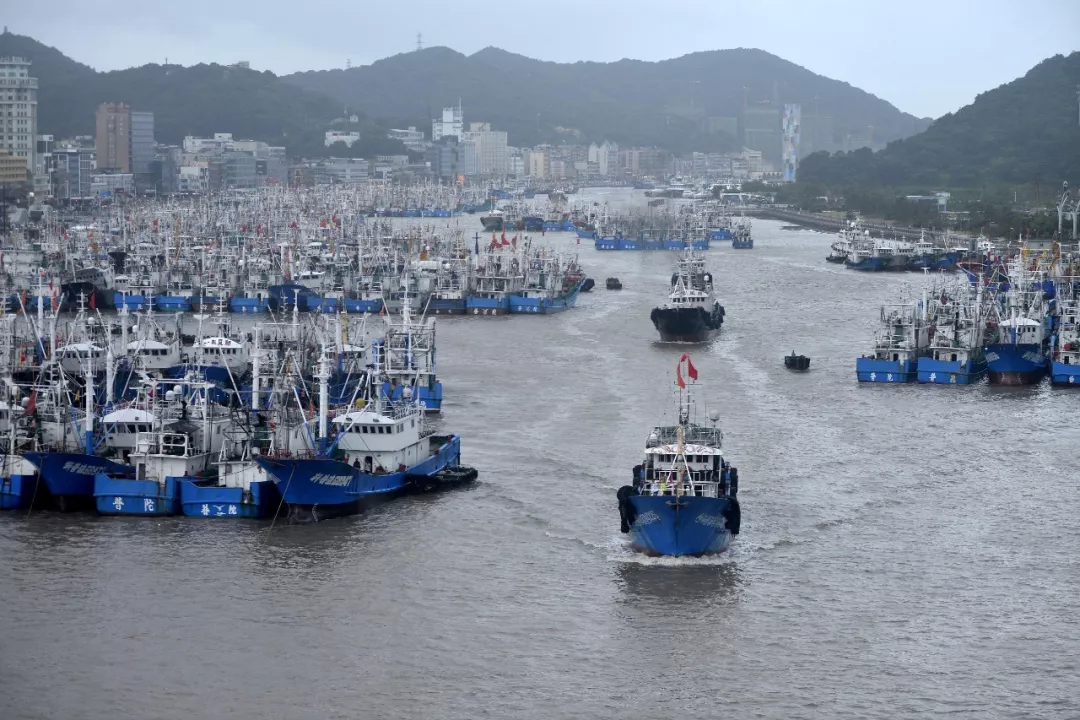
[283,46,930,152]
[799,52,1080,188]
[0,32,407,157]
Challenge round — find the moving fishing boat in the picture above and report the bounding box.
[650,249,725,342]
[616,354,741,557]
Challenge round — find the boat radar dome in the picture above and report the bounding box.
[402,386,413,400]
[173,385,183,395]
[165,390,176,401]
[708,409,721,423]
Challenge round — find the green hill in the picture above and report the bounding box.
[283,46,930,153]
[799,52,1080,188]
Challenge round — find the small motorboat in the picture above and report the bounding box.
[784,352,811,372]
[580,278,595,293]
[606,277,623,290]
[407,466,479,494]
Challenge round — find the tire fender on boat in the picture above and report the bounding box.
[617,485,638,533]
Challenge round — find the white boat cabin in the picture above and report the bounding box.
[102,407,161,452]
[132,430,213,480]
[196,336,249,371]
[332,406,428,474]
[637,442,727,498]
[126,338,181,371]
[998,316,1044,346]
[56,342,106,374]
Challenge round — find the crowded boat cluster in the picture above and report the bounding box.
[826,219,984,271]
[3,187,589,317]
[0,184,613,521]
[856,246,1080,386]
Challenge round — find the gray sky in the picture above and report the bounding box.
[9,0,1079,118]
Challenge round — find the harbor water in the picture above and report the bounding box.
[2,191,1078,719]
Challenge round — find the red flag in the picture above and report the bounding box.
[686,356,698,381]
[501,230,506,243]
[676,363,686,389]
[321,219,328,228]
[89,290,96,310]
[20,290,27,309]
[23,389,36,416]
[51,291,59,311]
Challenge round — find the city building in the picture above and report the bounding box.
[525,149,547,178]
[387,127,427,153]
[458,139,477,176]
[96,102,132,173]
[52,144,95,199]
[0,148,28,184]
[426,138,461,180]
[325,130,360,148]
[0,56,38,183]
[781,104,801,182]
[208,152,258,189]
[318,157,369,185]
[178,164,209,193]
[432,103,463,142]
[131,111,155,177]
[34,134,54,192]
[462,122,508,175]
[90,172,135,196]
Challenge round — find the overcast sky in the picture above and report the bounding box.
[8,0,1078,118]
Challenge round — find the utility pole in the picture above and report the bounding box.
[416,33,423,52]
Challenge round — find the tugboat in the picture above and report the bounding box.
[616,354,741,557]
[650,249,725,342]
[606,277,623,290]
[784,352,811,371]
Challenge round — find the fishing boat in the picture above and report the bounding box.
[730,218,753,249]
[917,279,987,384]
[253,347,470,523]
[616,354,741,557]
[650,249,725,342]
[480,210,504,232]
[984,259,1056,385]
[1051,291,1080,386]
[856,294,932,383]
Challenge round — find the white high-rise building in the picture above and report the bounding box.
[0,56,38,183]
[432,103,463,142]
[462,122,508,176]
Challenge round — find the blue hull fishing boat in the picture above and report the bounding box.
[253,334,473,522]
[21,452,132,511]
[616,354,741,557]
[857,297,931,383]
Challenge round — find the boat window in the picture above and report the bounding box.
[361,426,369,434]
